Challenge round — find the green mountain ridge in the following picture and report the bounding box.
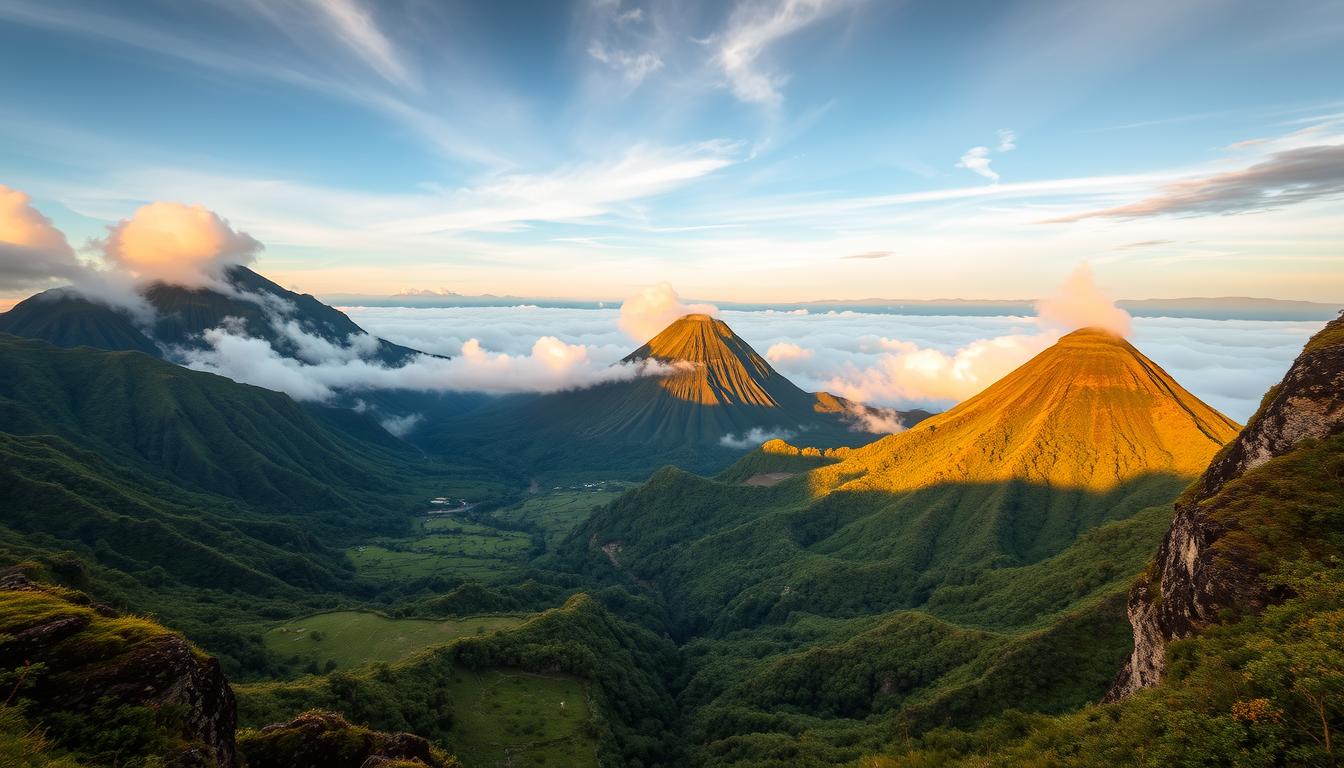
[0,332,506,681]
[0,333,432,512]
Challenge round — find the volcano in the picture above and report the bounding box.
[583,313,907,443]
[419,313,927,476]
[811,327,1241,494]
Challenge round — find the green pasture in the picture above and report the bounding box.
[263,610,525,670]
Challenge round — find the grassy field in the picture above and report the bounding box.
[491,485,631,548]
[348,486,630,583]
[446,668,598,768]
[348,515,532,582]
[263,610,526,670]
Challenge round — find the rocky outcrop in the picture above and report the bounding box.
[0,570,237,766]
[1107,313,1344,701]
[237,710,456,768]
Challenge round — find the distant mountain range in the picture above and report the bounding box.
[326,292,1341,321]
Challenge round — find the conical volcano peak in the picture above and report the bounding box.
[1058,326,1126,343]
[817,330,1240,493]
[627,313,758,364]
[622,313,795,407]
[1059,324,1134,349]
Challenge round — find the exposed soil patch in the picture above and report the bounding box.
[742,472,795,487]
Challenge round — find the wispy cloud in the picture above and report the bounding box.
[0,0,503,166]
[841,250,893,260]
[385,141,742,234]
[997,129,1017,152]
[1114,239,1175,250]
[301,0,416,88]
[955,146,998,183]
[583,0,666,85]
[1048,144,1344,222]
[588,41,664,83]
[715,0,857,107]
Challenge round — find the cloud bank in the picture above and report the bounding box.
[822,332,1055,407]
[346,303,1316,423]
[815,264,1130,407]
[180,318,680,402]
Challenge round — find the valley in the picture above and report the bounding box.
[0,266,1338,768]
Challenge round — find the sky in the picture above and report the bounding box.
[1,0,1343,305]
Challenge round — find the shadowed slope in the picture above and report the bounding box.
[0,290,160,356]
[0,333,447,513]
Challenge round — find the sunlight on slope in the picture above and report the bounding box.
[808,327,1240,496]
[624,313,781,406]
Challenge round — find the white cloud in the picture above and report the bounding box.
[379,412,423,437]
[0,183,82,291]
[720,426,796,448]
[101,202,261,289]
[818,265,1131,405]
[997,129,1017,152]
[766,341,813,363]
[715,0,853,107]
[956,146,999,183]
[179,320,681,401]
[0,183,155,321]
[1035,262,1132,337]
[823,332,1056,407]
[618,282,719,342]
[842,402,906,434]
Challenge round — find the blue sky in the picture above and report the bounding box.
[1,0,1342,302]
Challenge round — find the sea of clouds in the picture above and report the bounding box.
[345,304,1318,424]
